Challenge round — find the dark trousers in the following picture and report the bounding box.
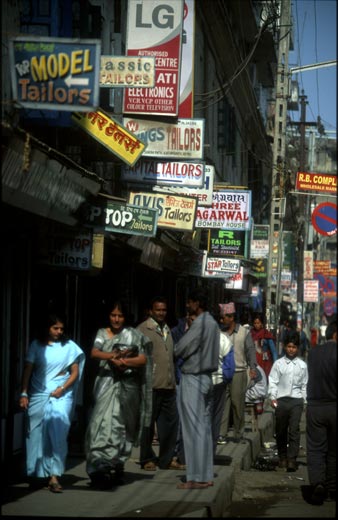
[306,402,336,492]
[140,388,178,469]
[275,396,303,460]
[211,382,227,456]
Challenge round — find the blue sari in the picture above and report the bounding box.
[25,339,85,478]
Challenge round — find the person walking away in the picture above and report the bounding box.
[19,312,85,493]
[137,296,182,471]
[85,300,152,489]
[250,313,278,378]
[268,330,308,472]
[211,328,234,457]
[306,320,336,504]
[174,287,220,489]
[218,302,257,443]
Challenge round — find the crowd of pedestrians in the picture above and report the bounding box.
[18,296,336,506]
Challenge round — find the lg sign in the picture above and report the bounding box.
[136,4,175,28]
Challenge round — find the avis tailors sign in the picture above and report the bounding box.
[128,192,197,231]
[9,36,101,111]
[195,191,252,230]
[123,0,184,116]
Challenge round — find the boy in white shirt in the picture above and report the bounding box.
[268,330,308,472]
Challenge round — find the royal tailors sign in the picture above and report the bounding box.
[9,36,101,111]
[195,190,252,230]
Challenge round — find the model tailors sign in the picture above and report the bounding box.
[128,191,197,231]
[195,190,252,230]
[72,110,146,166]
[9,36,101,111]
[123,117,204,159]
[123,0,184,116]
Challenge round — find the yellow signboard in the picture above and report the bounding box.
[72,109,146,166]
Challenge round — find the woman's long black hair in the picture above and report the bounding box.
[36,312,69,346]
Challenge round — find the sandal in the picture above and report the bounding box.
[48,482,63,493]
[142,461,157,471]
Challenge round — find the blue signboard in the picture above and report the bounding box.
[9,36,101,111]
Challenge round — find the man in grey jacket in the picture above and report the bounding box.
[174,287,220,489]
[218,302,257,443]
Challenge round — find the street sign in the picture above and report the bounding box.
[311,202,337,236]
[9,36,101,111]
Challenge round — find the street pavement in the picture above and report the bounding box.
[1,408,335,518]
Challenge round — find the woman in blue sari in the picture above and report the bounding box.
[85,300,153,489]
[19,313,85,493]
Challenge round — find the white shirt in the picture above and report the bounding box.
[268,355,308,401]
[212,331,233,385]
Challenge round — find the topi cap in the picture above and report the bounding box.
[219,302,236,316]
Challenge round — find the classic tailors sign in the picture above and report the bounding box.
[128,191,197,231]
[100,56,155,88]
[195,190,252,230]
[72,110,146,166]
[9,36,101,111]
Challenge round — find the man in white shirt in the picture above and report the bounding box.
[268,330,308,472]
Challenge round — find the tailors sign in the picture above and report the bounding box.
[9,36,101,111]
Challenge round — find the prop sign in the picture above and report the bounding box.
[311,202,337,236]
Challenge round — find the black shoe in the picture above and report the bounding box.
[310,483,326,504]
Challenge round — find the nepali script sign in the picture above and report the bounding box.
[72,110,146,166]
[195,190,252,230]
[128,191,197,231]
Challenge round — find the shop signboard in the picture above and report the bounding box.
[296,171,337,193]
[9,36,101,111]
[123,117,204,160]
[37,228,92,270]
[250,224,269,258]
[122,159,204,186]
[128,191,197,231]
[204,256,240,277]
[208,229,247,257]
[179,0,195,117]
[303,280,319,303]
[123,0,184,116]
[100,56,155,88]
[72,109,146,166]
[195,190,251,230]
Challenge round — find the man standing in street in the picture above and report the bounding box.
[306,320,336,504]
[174,287,220,489]
[218,302,257,443]
[137,296,182,471]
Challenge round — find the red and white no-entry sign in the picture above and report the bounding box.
[311,202,337,236]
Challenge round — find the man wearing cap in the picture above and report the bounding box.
[218,302,257,443]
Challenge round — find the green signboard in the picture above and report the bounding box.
[104,202,157,237]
